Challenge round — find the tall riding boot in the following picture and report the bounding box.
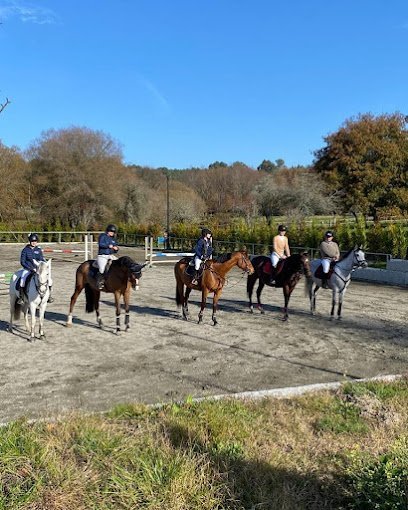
[96,272,105,290]
[191,271,199,285]
[47,286,55,303]
[321,275,329,289]
[17,287,25,305]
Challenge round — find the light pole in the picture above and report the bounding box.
[166,172,170,248]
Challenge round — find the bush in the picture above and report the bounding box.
[347,436,408,509]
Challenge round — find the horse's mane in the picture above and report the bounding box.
[215,252,232,263]
[340,247,353,260]
[116,256,136,267]
[284,253,303,271]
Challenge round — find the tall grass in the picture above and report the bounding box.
[1,379,407,509]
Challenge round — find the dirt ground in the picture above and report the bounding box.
[0,243,407,423]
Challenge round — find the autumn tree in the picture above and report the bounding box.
[313,113,408,219]
[27,127,125,228]
[0,142,28,223]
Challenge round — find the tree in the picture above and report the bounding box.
[0,142,27,222]
[257,159,285,173]
[0,97,10,115]
[313,113,408,218]
[27,127,125,227]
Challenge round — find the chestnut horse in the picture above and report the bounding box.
[175,249,254,325]
[66,256,145,333]
[247,252,311,320]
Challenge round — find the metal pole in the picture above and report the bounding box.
[166,173,170,249]
[85,234,88,261]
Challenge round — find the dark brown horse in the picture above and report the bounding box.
[247,252,311,320]
[66,256,145,333]
[175,249,254,325]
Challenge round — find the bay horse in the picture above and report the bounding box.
[307,246,367,319]
[247,252,312,321]
[175,249,254,325]
[66,256,145,333]
[8,259,52,340]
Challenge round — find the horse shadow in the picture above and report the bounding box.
[163,422,349,509]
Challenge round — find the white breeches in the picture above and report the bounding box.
[194,256,202,270]
[20,269,53,288]
[97,254,117,273]
[321,258,331,273]
[271,252,281,268]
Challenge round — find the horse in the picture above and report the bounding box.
[8,259,52,340]
[247,252,312,321]
[307,246,368,319]
[174,249,254,325]
[66,256,145,333]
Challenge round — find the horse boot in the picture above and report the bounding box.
[321,275,329,289]
[47,286,55,303]
[96,272,105,290]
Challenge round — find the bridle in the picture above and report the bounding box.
[352,249,367,269]
[34,265,49,300]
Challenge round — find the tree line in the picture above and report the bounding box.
[0,112,407,231]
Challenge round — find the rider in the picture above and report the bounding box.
[96,224,119,289]
[192,228,213,285]
[17,233,54,304]
[319,230,340,288]
[270,224,291,283]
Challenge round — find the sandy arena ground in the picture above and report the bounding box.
[0,243,407,423]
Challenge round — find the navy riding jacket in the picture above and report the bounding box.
[98,233,119,255]
[194,238,213,259]
[20,244,45,271]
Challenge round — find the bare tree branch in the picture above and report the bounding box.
[0,97,10,114]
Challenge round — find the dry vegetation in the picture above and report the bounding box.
[1,379,407,509]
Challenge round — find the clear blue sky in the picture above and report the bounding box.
[1,0,407,169]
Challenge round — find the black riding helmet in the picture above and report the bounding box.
[28,233,39,242]
[278,224,287,232]
[201,228,212,237]
[106,224,117,233]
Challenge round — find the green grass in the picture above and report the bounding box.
[1,379,407,509]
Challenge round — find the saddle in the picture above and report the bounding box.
[16,273,35,300]
[314,261,336,280]
[261,258,285,285]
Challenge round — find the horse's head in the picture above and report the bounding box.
[353,246,368,268]
[129,262,146,288]
[300,251,312,277]
[35,259,51,285]
[236,249,254,275]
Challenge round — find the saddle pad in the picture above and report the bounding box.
[314,264,334,279]
[262,259,273,276]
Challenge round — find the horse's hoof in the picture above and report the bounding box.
[40,334,46,340]
[66,322,72,328]
[249,308,254,314]
[280,316,288,322]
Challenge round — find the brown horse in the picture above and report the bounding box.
[247,252,311,321]
[175,249,254,325]
[66,256,145,333]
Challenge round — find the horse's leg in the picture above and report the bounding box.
[94,290,103,328]
[281,285,293,321]
[256,280,266,314]
[114,290,122,334]
[67,279,84,327]
[337,289,346,319]
[198,288,209,324]
[124,286,131,332]
[247,273,257,313]
[310,284,319,315]
[8,286,17,333]
[211,289,222,326]
[330,290,338,320]
[38,302,46,339]
[29,302,37,341]
[183,286,192,320]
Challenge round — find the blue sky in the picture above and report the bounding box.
[1,0,407,169]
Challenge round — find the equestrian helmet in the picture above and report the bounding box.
[202,228,212,237]
[325,230,334,237]
[28,233,39,242]
[106,224,117,233]
[278,224,287,232]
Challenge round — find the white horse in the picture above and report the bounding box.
[308,246,367,319]
[8,259,52,340]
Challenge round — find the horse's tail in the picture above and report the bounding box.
[13,301,22,321]
[84,283,96,313]
[174,263,183,308]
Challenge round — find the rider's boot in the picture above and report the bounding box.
[191,271,199,285]
[96,272,105,290]
[321,275,329,289]
[16,287,24,305]
[47,286,55,303]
